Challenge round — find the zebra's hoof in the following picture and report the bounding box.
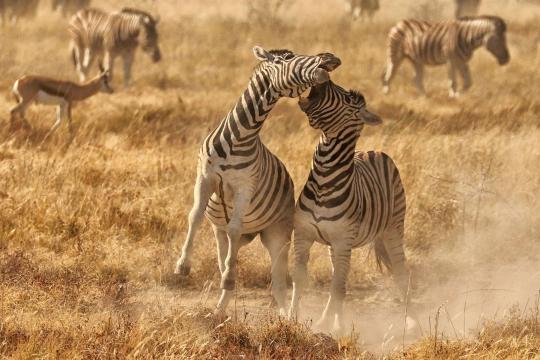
[174,260,191,276]
[382,85,389,94]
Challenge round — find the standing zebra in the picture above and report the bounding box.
[174,46,341,315]
[289,81,411,332]
[455,0,481,18]
[382,16,509,97]
[52,0,91,17]
[348,0,380,21]
[68,7,161,88]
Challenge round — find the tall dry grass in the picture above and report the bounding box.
[0,0,539,358]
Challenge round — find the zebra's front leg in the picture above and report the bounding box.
[448,62,459,98]
[457,61,472,93]
[102,51,115,85]
[174,167,215,276]
[382,226,418,331]
[289,227,314,320]
[316,245,352,333]
[215,188,252,313]
[122,51,135,89]
[261,215,293,316]
[413,62,426,96]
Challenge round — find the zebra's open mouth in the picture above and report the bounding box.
[318,54,342,72]
[298,82,327,112]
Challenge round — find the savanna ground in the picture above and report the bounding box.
[0,0,539,358]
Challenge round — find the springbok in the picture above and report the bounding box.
[10,69,113,144]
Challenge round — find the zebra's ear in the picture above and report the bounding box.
[359,108,382,126]
[253,46,274,62]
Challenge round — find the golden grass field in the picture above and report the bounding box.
[0,0,539,358]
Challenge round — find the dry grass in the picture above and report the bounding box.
[0,0,539,358]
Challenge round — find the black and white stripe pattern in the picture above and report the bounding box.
[68,7,161,87]
[382,16,510,97]
[289,81,411,331]
[174,47,341,315]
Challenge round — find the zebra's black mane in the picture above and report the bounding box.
[349,89,366,104]
[457,15,507,32]
[268,49,294,56]
[121,7,155,21]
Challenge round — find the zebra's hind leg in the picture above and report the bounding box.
[381,226,419,331]
[382,57,403,94]
[213,227,228,275]
[261,216,292,316]
[175,169,215,276]
[215,188,252,313]
[316,245,352,333]
[288,226,314,321]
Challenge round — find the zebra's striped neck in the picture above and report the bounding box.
[456,19,493,57]
[221,70,279,145]
[311,126,360,186]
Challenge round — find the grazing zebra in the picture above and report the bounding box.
[289,80,412,332]
[0,0,39,25]
[52,0,91,17]
[455,0,481,18]
[68,7,161,88]
[382,16,510,97]
[174,46,341,315]
[348,0,380,21]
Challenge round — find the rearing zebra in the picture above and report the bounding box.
[382,16,509,97]
[289,81,412,332]
[174,46,341,315]
[68,7,161,88]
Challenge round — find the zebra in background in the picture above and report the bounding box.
[68,7,161,88]
[52,0,90,17]
[382,16,510,97]
[289,80,413,332]
[348,0,380,21]
[174,46,341,315]
[1,0,39,25]
[455,0,481,18]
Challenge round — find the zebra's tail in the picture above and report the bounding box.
[374,237,392,273]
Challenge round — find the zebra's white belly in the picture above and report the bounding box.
[35,91,66,106]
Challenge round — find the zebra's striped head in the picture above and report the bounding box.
[483,16,509,65]
[299,81,381,137]
[122,8,162,63]
[253,46,341,98]
[461,15,510,65]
